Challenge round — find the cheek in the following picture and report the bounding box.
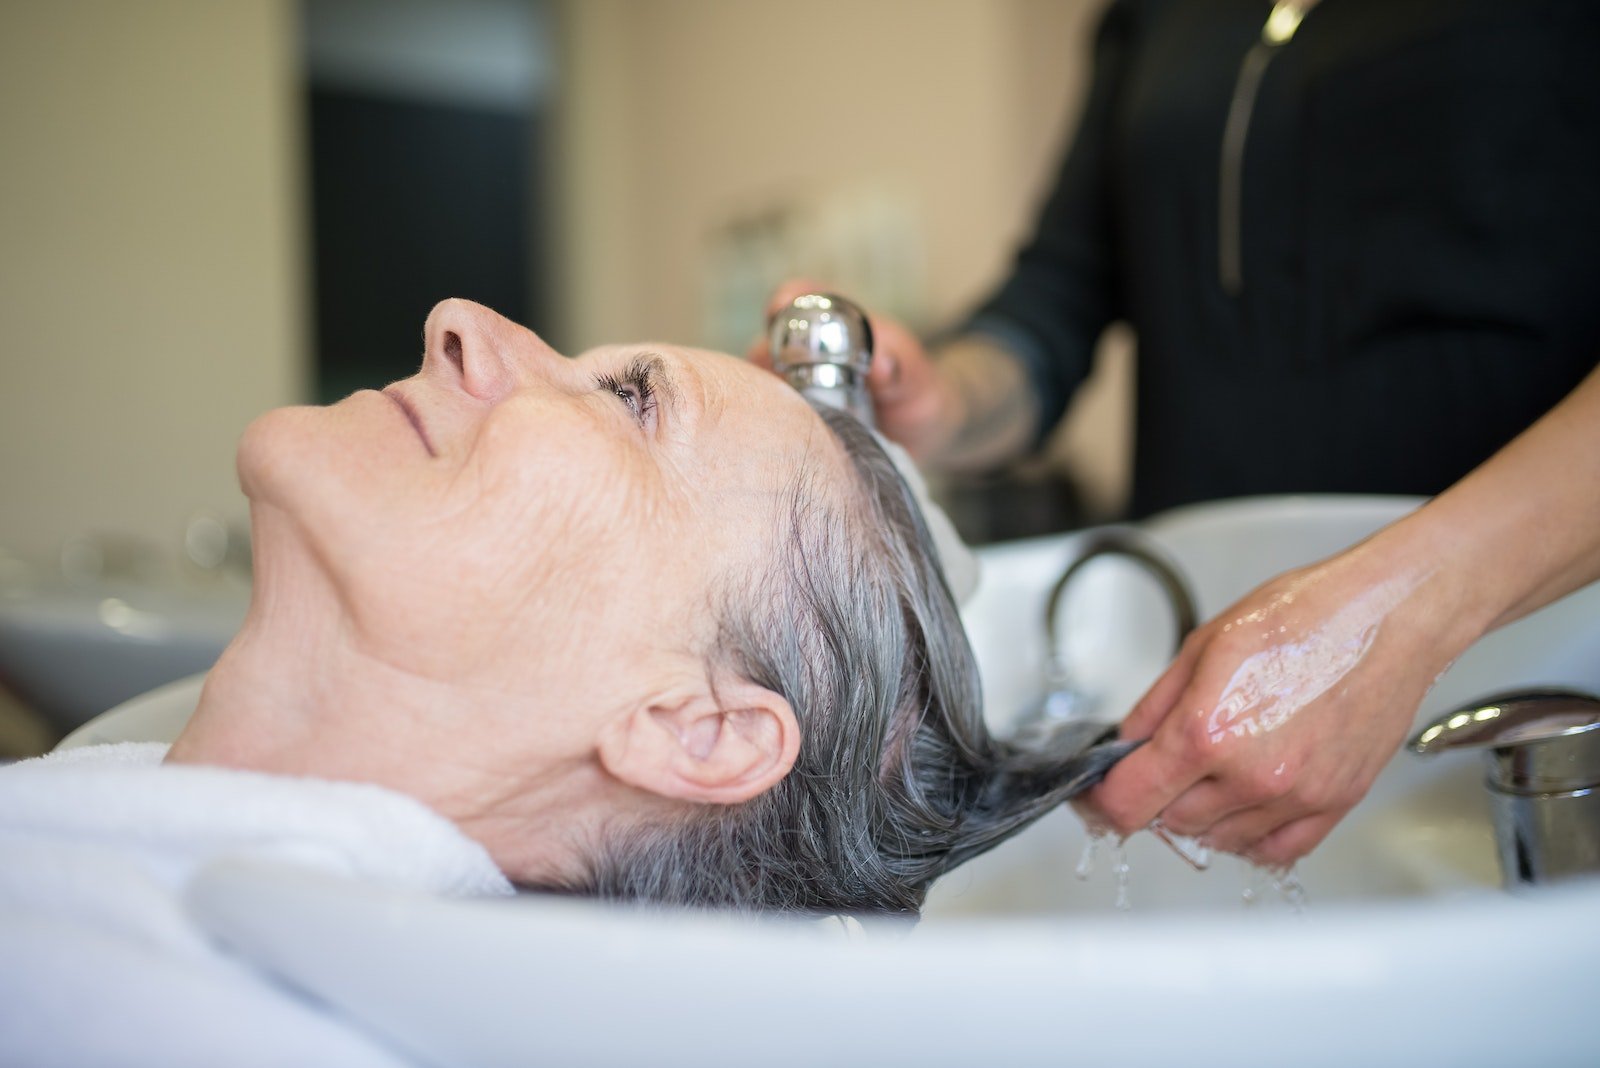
[468,405,656,551]
[363,411,668,668]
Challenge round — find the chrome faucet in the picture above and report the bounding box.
[1004,524,1196,741]
[1411,689,1600,887]
[768,293,875,428]
[1008,526,1201,822]
[1031,527,1199,727]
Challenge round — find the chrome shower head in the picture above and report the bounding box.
[768,293,875,428]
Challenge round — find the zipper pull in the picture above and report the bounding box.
[1219,0,1323,296]
[1264,0,1320,46]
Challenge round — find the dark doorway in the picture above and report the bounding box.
[301,0,549,403]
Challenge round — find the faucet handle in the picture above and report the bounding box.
[1410,689,1600,794]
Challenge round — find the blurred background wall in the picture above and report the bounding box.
[1,0,1129,569]
[554,0,1081,344]
[550,0,1131,517]
[0,0,306,564]
[302,0,550,403]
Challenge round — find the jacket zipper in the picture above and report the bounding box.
[1218,0,1322,296]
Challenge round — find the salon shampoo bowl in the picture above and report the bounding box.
[63,495,1600,1064]
[185,857,1597,1068]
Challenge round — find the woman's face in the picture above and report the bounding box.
[237,299,838,742]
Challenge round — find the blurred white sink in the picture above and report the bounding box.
[0,576,246,732]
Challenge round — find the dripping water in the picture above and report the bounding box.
[1072,831,1132,909]
[1074,833,1106,881]
[1241,863,1309,912]
[1150,819,1213,871]
[1072,829,1309,913]
[1269,864,1309,913]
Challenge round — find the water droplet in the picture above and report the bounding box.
[1241,866,1268,908]
[1149,820,1212,870]
[1240,863,1311,913]
[1271,865,1309,913]
[1112,843,1132,911]
[1074,835,1101,881]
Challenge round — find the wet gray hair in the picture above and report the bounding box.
[569,405,1117,915]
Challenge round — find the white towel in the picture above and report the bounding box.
[0,742,512,1068]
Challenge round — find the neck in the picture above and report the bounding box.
[165,507,612,886]
[167,505,347,768]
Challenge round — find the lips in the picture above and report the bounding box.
[383,386,437,457]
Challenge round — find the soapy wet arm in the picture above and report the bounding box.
[1422,361,1600,632]
[1082,360,1600,867]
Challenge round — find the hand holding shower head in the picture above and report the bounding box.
[768,293,876,428]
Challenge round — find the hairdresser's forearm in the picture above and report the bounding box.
[1371,362,1600,645]
[919,335,1042,471]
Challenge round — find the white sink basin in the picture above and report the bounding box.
[933,494,1600,914]
[64,494,1593,902]
[50,496,1600,1065]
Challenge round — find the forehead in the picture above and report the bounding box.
[678,344,811,417]
[586,342,839,462]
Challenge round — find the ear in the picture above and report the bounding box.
[597,680,800,806]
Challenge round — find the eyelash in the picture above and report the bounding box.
[595,358,658,425]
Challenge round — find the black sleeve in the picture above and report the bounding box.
[964,0,1133,440]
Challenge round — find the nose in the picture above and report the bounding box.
[422,298,562,403]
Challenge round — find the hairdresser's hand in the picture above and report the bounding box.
[746,280,958,461]
[1080,541,1483,868]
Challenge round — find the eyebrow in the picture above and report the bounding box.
[632,348,705,429]
[630,352,679,404]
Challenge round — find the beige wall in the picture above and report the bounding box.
[550,0,1074,346]
[0,0,305,563]
[0,0,1129,569]
[548,0,1131,514]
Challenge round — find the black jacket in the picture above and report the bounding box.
[971,0,1600,517]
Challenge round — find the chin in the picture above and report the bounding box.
[242,391,411,501]
[236,404,325,507]
[237,395,434,593]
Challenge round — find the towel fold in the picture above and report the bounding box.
[0,742,512,1067]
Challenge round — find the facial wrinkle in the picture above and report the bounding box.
[1204,571,1430,744]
